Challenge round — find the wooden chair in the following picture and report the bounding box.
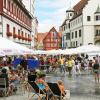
[0,78,7,97]
[47,82,70,100]
[28,81,46,100]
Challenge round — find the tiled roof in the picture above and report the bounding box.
[61,19,67,27]
[73,0,88,13]
[70,0,89,21]
[37,33,48,42]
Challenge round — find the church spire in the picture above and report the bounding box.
[95,5,100,14]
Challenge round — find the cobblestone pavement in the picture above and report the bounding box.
[0,72,100,100]
[46,73,100,100]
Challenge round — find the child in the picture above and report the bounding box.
[57,80,66,96]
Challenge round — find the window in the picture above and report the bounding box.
[13,4,15,15]
[12,3,13,13]
[72,32,74,39]
[73,42,75,47]
[87,16,91,21]
[22,31,23,37]
[52,31,57,40]
[96,16,98,20]
[76,19,77,25]
[4,0,6,8]
[68,23,70,28]
[14,5,16,15]
[10,2,12,12]
[66,33,70,40]
[79,30,81,37]
[8,0,10,11]
[18,30,20,35]
[18,9,20,18]
[71,42,72,47]
[96,30,98,36]
[17,8,18,17]
[13,27,15,34]
[25,33,27,37]
[96,15,100,20]
[70,13,72,16]
[15,5,17,16]
[7,24,10,32]
[75,31,77,38]
[16,7,17,17]
[96,30,100,36]
[76,41,78,47]
[66,42,67,47]
[20,10,21,19]
[21,11,22,20]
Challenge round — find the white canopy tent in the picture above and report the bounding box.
[63,48,78,55]
[0,50,5,56]
[45,45,100,55]
[0,37,32,55]
[33,50,46,55]
[75,45,100,54]
[46,49,57,55]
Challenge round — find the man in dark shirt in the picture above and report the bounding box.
[93,60,100,83]
[0,68,9,88]
[28,70,37,83]
[20,56,28,71]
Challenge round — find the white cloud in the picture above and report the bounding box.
[35,0,80,32]
[38,19,58,32]
[36,0,68,9]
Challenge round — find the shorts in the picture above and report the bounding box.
[94,70,99,74]
[68,67,72,72]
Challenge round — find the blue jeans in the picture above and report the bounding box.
[60,65,65,73]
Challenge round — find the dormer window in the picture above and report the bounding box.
[95,15,100,20]
[70,13,72,16]
[94,5,100,21]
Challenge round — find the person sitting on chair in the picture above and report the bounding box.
[28,69,37,83]
[36,74,49,92]
[36,74,52,100]
[8,70,18,95]
[0,68,9,96]
[57,80,66,96]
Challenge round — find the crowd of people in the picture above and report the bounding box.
[39,54,100,79]
[0,54,100,99]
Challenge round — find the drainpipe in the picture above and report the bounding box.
[1,16,3,37]
[82,14,84,45]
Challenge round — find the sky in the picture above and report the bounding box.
[34,0,80,33]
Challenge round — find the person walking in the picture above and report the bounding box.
[67,58,73,76]
[59,56,65,73]
[93,60,100,83]
[74,59,81,75]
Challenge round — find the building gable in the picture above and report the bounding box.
[43,27,62,50]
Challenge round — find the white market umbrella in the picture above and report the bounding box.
[55,49,66,55]
[62,48,78,55]
[0,37,32,55]
[33,50,46,55]
[0,50,5,56]
[76,45,100,54]
[46,49,57,55]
